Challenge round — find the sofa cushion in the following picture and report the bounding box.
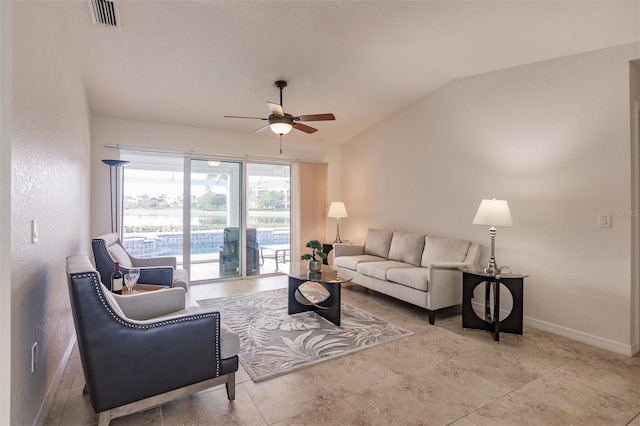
[387,268,430,292]
[421,235,471,268]
[357,260,413,281]
[388,232,426,266]
[335,254,386,271]
[364,229,394,258]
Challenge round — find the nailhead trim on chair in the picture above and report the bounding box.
[72,272,220,376]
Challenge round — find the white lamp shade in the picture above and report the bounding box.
[327,202,348,218]
[270,122,292,135]
[473,199,513,227]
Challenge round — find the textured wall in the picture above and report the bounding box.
[341,43,639,354]
[0,1,12,423]
[11,2,91,424]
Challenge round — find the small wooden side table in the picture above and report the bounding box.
[461,267,528,342]
[122,283,167,295]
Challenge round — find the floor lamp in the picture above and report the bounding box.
[102,159,130,237]
[327,202,348,244]
[472,198,513,275]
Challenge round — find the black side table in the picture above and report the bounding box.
[461,268,528,342]
[322,243,334,265]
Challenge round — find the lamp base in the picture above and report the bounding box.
[483,260,508,276]
[334,217,342,244]
[483,262,499,276]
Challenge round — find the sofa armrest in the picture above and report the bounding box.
[428,261,472,270]
[131,255,178,269]
[112,287,186,320]
[334,244,364,258]
[427,263,468,311]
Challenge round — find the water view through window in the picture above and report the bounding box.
[122,155,290,281]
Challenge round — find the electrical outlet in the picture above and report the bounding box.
[31,342,38,373]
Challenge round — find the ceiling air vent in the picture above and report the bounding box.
[88,0,121,29]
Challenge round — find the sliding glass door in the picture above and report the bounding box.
[122,155,291,282]
[247,163,291,274]
[189,160,243,280]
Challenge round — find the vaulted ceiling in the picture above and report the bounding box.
[60,0,639,144]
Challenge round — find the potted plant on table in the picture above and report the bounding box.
[301,240,327,272]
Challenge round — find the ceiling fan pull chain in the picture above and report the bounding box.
[279,134,283,155]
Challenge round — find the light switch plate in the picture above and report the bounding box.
[598,214,611,228]
[31,219,39,244]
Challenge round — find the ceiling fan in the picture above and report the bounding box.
[224,80,335,136]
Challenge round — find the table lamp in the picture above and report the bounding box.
[327,202,348,244]
[473,198,513,275]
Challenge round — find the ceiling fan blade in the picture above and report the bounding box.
[293,122,318,134]
[254,124,270,133]
[266,102,284,117]
[224,115,267,120]
[295,113,335,122]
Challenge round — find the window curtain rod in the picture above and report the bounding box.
[104,144,326,165]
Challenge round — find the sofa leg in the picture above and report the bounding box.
[428,310,436,325]
[225,372,236,401]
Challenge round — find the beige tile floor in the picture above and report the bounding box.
[47,274,640,426]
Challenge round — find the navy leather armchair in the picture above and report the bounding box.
[66,255,239,425]
[92,233,189,291]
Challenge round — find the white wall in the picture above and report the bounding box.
[630,60,640,356]
[11,2,91,424]
[341,43,639,355]
[0,1,12,423]
[90,116,342,242]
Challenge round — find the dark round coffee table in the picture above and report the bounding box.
[286,262,353,326]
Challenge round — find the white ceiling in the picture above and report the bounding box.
[62,0,639,144]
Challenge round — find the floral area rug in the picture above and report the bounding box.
[197,288,413,382]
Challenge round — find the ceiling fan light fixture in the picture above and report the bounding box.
[270,122,292,135]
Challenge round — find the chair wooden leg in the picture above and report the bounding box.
[97,411,112,426]
[428,310,436,325]
[225,372,236,401]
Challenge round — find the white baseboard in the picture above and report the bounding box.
[469,301,636,356]
[525,316,635,356]
[33,334,77,426]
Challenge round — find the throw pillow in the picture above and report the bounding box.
[421,235,471,267]
[364,228,394,258]
[388,232,426,266]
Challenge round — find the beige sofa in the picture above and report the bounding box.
[334,228,481,324]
